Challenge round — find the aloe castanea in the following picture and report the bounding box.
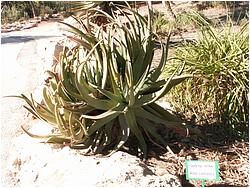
[16,5,200,158]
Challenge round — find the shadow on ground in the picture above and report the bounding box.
[120,121,248,187]
[1,35,62,44]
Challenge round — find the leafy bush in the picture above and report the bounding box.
[196,1,248,10]
[151,10,208,36]
[16,5,199,158]
[1,2,74,23]
[40,6,53,17]
[1,3,27,24]
[165,12,249,139]
[152,10,169,33]
[68,1,134,26]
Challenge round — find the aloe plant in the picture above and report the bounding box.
[16,5,198,158]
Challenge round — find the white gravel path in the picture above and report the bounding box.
[1,21,65,186]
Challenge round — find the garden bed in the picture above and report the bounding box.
[2,2,248,187]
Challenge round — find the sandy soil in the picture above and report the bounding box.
[1,20,66,186]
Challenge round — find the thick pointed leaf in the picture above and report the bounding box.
[126,61,135,106]
[43,87,55,113]
[148,103,182,122]
[54,103,69,137]
[56,81,74,102]
[124,108,147,158]
[96,87,122,102]
[138,80,165,95]
[135,107,185,131]
[141,71,192,105]
[69,112,84,141]
[59,21,95,44]
[108,114,130,156]
[81,110,122,120]
[60,52,83,100]
[137,118,166,147]
[80,104,124,120]
[21,126,61,139]
[149,35,171,82]
[88,112,120,135]
[46,136,71,144]
[75,63,117,110]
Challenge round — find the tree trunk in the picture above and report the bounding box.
[147,0,152,9]
[29,1,36,18]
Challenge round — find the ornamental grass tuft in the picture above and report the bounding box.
[165,11,249,139]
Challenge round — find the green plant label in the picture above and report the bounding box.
[186,160,220,181]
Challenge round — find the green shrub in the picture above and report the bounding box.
[151,10,208,36]
[1,4,23,24]
[41,6,53,17]
[15,5,199,158]
[1,2,75,23]
[152,10,170,33]
[165,12,249,139]
[68,2,134,25]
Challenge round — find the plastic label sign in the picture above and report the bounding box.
[186,160,220,187]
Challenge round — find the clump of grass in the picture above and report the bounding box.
[165,11,249,139]
[1,4,25,24]
[152,10,170,33]
[152,9,209,37]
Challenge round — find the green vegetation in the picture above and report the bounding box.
[7,1,248,159]
[152,10,169,33]
[1,1,73,24]
[196,1,247,10]
[165,11,249,139]
[68,1,137,26]
[68,1,116,25]
[15,5,199,158]
[151,9,210,38]
[1,1,134,24]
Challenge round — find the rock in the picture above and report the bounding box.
[52,13,60,18]
[1,29,9,33]
[3,122,181,187]
[97,152,181,187]
[156,100,175,112]
[23,22,38,30]
[1,19,39,32]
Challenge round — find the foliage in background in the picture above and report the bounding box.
[196,1,248,10]
[68,1,137,26]
[151,9,209,36]
[15,5,200,158]
[165,11,249,139]
[1,1,74,24]
[1,2,31,23]
[151,1,248,37]
[68,1,114,26]
[152,10,169,34]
